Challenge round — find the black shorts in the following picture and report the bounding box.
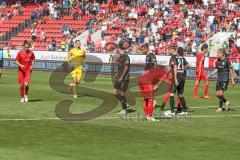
[169,79,185,94]
[31,35,36,41]
[114,80,129,92]
[216,81,229,91]
[0,60,3,68]
[234,70,239,76]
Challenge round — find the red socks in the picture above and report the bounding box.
[143,98,154,117]
[194,85,198,96]
[163,92,170,103]
[20,85,24,97]
[177,97,181,109]
[20,85,29,97]
[204,85,209,97]
[25,86,29,95]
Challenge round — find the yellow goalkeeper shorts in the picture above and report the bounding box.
[71,66,83,80]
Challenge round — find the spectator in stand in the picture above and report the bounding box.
[86,19,93,33]
[208,40,214,55]
[68,40,74,51]
[101,37,106,53]
[0,1,7,16]
[52,39,57,51]
[31,11,37,20]
[231,44,239,57]
[191,42,197,56]
[61,40,67,51]
[236,36,240,53]
[185,43,192,56]
[40,30,46,42]
[16,1,22,16]
[31,27,37,42]
[6,11,13,19]
[138,32,145,44]
[63,28,70,37]
[48,0,55,19]
[63,0,70,14]
[12,2,19,15]
[101,22,107,38]
[62,24,67,33]
[222,41,229,50]
[228,34,235,48]
[69,0,75,8]
[47,41,53,51]
[39,16,46,24]
[89,40,95,52]
[87,33,92,48]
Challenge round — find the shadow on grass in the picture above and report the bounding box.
[28,99,44,102]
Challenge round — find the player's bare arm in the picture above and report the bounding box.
[15,60,24,69]
[198,59,203,77]
[207,69,218,78]
[118,65,129,82]
[230,65,235,86]
[185,64,191,69]
[83,50,86,60]
[66,52,72,61]
[174,63,178,86]
[30,59,35,71]
[153,80,163,91]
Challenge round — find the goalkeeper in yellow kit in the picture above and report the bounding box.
[66,40,86,98]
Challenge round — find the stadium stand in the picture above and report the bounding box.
[0,2,35,43]
[2,0,240,57]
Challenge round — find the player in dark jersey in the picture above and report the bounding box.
[208,48,235,112]
[143,44,158,107]
[160,46,182,112]
[112,41,130,115]
[169,47,191,115]
[145,45,157,70]
[0,43,4,81]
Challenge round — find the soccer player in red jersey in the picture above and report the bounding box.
[138,67,168,121]
[194,44,210,99]
[15,41,35,102]
[138,44,168,121]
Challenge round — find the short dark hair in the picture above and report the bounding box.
[218,48,225,54]
[23,40,31,47]
[201,44,208,51]
[177,47,184,56]
[75,40,81,43]
[141,43,149,50]
[118,40,128,50]
[168,46,176,50]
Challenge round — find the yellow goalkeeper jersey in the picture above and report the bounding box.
[67,48,85,68]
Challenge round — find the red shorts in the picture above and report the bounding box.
[138,84,154,98]
[18,70,32,85]
[196,71,207,81]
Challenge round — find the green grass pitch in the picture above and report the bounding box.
[0,69,240,160]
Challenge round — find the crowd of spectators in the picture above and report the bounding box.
[0,1,22,21]
[37,0,238,56]
[2,0,240,57]
[85,0,240,57]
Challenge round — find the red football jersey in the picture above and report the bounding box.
[196,52,205,73]
[16,50,35,72]
[138,67,167,85]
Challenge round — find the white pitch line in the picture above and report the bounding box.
[190,106,240,109]
[0,114,240,121]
